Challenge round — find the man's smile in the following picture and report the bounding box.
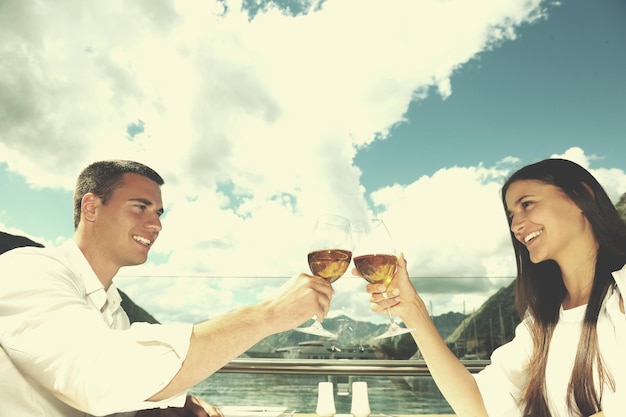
[133,235,152,246]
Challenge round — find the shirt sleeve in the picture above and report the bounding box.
[0,251,193,416]
[473,319,533,417]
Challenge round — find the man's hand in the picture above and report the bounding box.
[267,272,334,331]
[136,395,224,417]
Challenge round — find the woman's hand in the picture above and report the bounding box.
[359,252,420,318]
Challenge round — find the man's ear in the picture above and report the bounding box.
[81,193,100,223]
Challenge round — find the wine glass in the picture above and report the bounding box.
[295,214,352,338]
[352,218,414,339]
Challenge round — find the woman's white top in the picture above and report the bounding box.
[474,265,626,417]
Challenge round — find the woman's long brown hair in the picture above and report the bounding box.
[501,159,626,416]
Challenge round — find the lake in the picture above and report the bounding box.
[190,373,454,415]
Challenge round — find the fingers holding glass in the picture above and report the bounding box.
[295,214,352,338]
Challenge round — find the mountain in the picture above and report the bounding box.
[244,314,415,359]
[443,281,518,359]
[244,312,466,360]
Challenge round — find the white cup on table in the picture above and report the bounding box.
[316,381,336,417]
[350,381,370,417]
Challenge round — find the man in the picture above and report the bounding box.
[0,231,211,415]
[0,160,333,417]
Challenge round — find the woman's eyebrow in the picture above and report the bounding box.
[513,194,534,205]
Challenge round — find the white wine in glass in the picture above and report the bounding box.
[352,218,414,339]
[295,214,352,338]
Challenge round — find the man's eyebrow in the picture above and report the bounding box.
[128,198,165,216]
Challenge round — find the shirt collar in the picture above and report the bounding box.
[60,239,122,313]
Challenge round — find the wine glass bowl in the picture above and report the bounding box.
[352,253,397,286]
[308,249,352,283]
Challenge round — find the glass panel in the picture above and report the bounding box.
[116,275,518,361]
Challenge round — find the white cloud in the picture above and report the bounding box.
[122,159,522,323]
[370,164,514,277]
[139,146,625,323]
[5,144,626,324]
[1,0,561,322]
[552,147,626,204]
[1,0,546,185]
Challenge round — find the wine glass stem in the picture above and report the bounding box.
[382,293,395,324]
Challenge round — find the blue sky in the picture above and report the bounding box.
[1,0,625,324]
[357,0,626,190]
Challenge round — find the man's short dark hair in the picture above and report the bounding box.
[73,160,164,229]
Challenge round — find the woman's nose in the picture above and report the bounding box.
[510,214,525,235]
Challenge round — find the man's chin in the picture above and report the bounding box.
[124,255,149,267]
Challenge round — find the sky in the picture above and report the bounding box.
[1,0,625,325]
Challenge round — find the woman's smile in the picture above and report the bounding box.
[523,229,543,246]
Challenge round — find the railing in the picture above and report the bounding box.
[219,358,491,376]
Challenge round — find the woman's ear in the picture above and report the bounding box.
[81,193,99,223]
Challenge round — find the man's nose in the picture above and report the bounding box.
[147,214,162,232]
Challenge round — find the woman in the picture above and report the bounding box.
[366,159,626,417]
